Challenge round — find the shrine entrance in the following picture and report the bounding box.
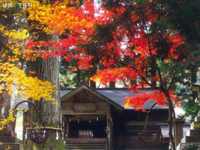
[61,85,123,150]
[63,115,107,138]
[63,114,108,149]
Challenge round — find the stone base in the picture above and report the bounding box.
[0,124,12,136]
[177,142,200,150]
[0,143,22,150]
[0,136,22,150]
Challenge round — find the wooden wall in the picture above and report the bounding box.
[61,89,109,115]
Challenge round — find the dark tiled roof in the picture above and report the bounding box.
[60,88,168,110]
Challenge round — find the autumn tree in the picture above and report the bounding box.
[27,1,191,150]
[0,1,64,150]
[21,0,91,149]
[88,2,186,149]
[0,0,59,132]
[2,0,199,149]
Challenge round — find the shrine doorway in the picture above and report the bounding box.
[63,114,107,139]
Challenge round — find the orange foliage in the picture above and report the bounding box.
[124,90,178,110]
[20,0,186,110]
[91,67,137,85]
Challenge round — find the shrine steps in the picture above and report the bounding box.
[177,115,200,150]
[66,144,106,150]
[187,129,200,136]
[181,116,200,143]
[65,138,107,150]
[0,124,22,150]
[0,143,22,150]
[0,136,22,150]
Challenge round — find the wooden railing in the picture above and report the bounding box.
[124,124,162,136]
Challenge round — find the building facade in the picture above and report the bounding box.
[61,85,169,150]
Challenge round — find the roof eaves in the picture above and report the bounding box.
[60,85,123,112]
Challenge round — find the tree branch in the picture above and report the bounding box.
[147,37,163,88]
[168,70,176,90]
[140,76,160,90]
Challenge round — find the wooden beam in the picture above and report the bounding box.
[66,119,70,138]
[107,106,113,150]
[62,112,107,115]
[74,103,96,112]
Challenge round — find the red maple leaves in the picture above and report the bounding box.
[124,90,178,111]
[25,0,186,110]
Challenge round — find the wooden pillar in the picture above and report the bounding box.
[174,119,184,147]
[107,106,113,150]
[66,119,70,138]
[62,116,65,138]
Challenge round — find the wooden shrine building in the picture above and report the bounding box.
[60,85,169,150]
[61,85,124,150]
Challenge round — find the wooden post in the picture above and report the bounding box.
[107,106,113,150]
[174,119,184,147]
[66,119,70,138]
[63,117,66,138]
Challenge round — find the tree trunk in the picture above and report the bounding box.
[151,63,156,87]
[76,67,81,86]
[41,56,60,128]
[191,66,197,83]
[164,90,176,150]
[24,35,65,149]
[110,82,115,88]
[89,66,97,88]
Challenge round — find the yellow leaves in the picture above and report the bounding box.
[13,13,22,16]
[66,0,70,5]
[17,77,55,101]
[26,1,93,35]
[0,109,15,130]
[42,0,48,4]
[0,62,56,101]
[90,76,101,83]
[4,29,28,40]
[0,0,13,2]
[21,0,37,3]
[60,4,66,9]
[0,108,29,130]
[52,102,58,105]
[123,98,131,107]
[2,14,7,18]
[0,25,4,31]
[76,0,80,7]
[0,26,29,62]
